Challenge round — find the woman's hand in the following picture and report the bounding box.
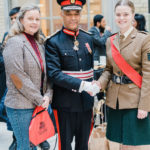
[137,109,148,119]
[41,96,50,110]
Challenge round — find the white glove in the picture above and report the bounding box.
[79,81,91,93]
[79,81,100,96]
[91,83,100,96]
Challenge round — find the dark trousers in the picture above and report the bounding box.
[54,109,92,150]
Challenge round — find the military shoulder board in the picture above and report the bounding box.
[138,31,148,35]
[45,29,61,42]
[79,28,92,35]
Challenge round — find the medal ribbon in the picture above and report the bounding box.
[63,28,79,50]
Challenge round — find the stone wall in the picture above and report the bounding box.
[0,0,150,41]
[10,0,37,8]
[0,0,38,42]
[132,0,149,31]
[133,0,148,13]
[0,0,7,43]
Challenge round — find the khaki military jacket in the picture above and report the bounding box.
[99,28,150,111]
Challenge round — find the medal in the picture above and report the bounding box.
[73,40,79,51]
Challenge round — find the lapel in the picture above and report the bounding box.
[21,34,41,70]
[113,33,120,52]
[94,26,100,34]
[37,42,46,75]
[120,28,137,50]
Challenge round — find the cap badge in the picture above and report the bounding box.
[71,0,75,4]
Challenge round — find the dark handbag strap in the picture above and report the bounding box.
[110,34,142,88]
[32,108,46,119]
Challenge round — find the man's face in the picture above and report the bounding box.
[100,18,106,28]
[10,13,18,25]
[61,10,81,31]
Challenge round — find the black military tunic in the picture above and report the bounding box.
[45,27,94,112]
[45,27,94,150]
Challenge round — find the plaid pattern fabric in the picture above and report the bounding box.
[3,34,52,109]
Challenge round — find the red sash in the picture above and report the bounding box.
[110,34,142,88]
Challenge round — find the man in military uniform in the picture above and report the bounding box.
[45,0,100,149]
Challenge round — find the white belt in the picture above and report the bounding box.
[62,69,94,80]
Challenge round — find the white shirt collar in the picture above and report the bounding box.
[120,26,134,40]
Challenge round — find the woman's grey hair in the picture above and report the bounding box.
[8,4,44,44]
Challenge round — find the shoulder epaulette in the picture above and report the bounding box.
[138,30,148,35]
[79,28,92,35]
[45,29,61,42]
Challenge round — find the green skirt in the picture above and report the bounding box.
[106,107,150,145]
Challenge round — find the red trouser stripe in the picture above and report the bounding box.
[53,109,61,150]
[88,112,94,143]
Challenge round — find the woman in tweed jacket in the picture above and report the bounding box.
[3,4,53,150]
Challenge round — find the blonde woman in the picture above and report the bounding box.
[96,0,150,149]
[3,4,52,150]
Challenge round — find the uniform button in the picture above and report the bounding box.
[79,58,82,61]
[72,89,77,92]
[65,53,67,55]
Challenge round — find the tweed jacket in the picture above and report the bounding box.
[99,28,150,111]
[3,33,53,109]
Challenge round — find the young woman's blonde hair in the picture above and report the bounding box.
[8,4,44,44]
[115,0,135,13]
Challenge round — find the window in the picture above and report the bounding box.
[39,0,102,36]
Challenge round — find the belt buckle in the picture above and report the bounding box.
[116,76,121,84]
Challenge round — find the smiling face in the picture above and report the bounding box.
[61,10,81,31]
[21,9,40,35]
[115,5,134,33]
